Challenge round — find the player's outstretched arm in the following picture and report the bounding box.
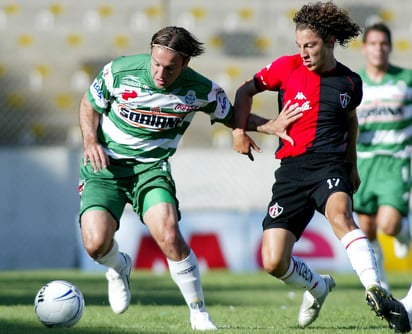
[232,78,262,161]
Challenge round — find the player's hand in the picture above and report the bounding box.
[83,141,109,172]
[232,128,262,161]
[350,165,361,193]
[257,100,302,145]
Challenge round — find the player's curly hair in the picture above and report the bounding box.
[151,26,205,60]
[293,1,362,47]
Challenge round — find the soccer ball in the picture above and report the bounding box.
[34,280,84,327]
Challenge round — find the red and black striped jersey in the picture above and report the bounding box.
[254,54,362,159]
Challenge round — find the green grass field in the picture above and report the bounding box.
[0,269,410,333]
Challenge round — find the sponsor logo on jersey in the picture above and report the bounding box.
[340,92,351,108]
[120,75,141,87]
[357,105,403,122]
[296,101,312,112]
[92,80,103,100]
[268,202,283,218]
[174,104,200,112]
[118,104,185,130]
[121,89,138,100]
[294,92,307,100]
[216,89,229,115]
[292,92,312,113]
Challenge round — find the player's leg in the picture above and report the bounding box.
[80,208,132,314]
[262,161,335,327]
[327,192,380,285]
[353,158,390,289]
[377,205,410,258]
[375,156,411,258]
[261,227,335,328]
[142,188,216,330]
[79,171,132,314]
[326,192,410,332]
[355,212,389,290]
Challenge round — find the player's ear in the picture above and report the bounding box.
[326,35,336,48]
[182,56,190,69]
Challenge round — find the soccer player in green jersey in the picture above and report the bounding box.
[354,23,412,290]
[77,26,264,330]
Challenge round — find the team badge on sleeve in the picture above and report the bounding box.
[340,92,351,108]
[268,202,284,218]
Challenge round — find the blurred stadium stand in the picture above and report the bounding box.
[0,0,411,146]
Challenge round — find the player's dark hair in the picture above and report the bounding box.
[362,22,392,48]
[151,26,205,61]
[293,1,362,47]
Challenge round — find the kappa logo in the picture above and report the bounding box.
[294,92,307,100]
[340,92,351,108]
[268,202,284,218]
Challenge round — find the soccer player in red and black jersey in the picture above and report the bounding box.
[233,2,410,332]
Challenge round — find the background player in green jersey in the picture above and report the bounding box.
[354,23,412,290]
[78,26,264,331]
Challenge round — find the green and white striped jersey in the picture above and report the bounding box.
[356,65,412,159]
[87,54,233,162]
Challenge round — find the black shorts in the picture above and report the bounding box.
[262,154,353,240]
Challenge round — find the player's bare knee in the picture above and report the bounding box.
[85,243,111,260]
[380,222,400,236]
[262,257,285,277]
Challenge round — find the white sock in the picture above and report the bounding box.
[95,240,126,273]
[370,240,389,291]
[341,229,380,289]
[396,217,411,243]
[400,285,412,324]
[167,250,206,313]
[279,256,327,299]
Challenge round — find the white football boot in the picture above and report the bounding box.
[400,285,412,330]
[106,253,132,314]
[298,274,336,327]
[190,312,217,330]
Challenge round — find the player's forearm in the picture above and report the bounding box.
[79,93,100,146]
[233,78,257,131]
[246,114,270,131]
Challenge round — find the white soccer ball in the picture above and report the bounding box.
[34,280,84,327]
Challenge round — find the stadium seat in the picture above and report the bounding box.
[129,11,150,32]
[113,35,129,49]
[0,10,8,30]
[66,33,83,47]
[379,9,394,22]
[395,39,411,53]
[83,10,101,31]
[35,9,55,30]
[17,34,35,47]
[71,69,91,92]
[4,3,20,15]
[1,0,411,147]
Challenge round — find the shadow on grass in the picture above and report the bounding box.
[1,270,410,308]
[0,319,176,334]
